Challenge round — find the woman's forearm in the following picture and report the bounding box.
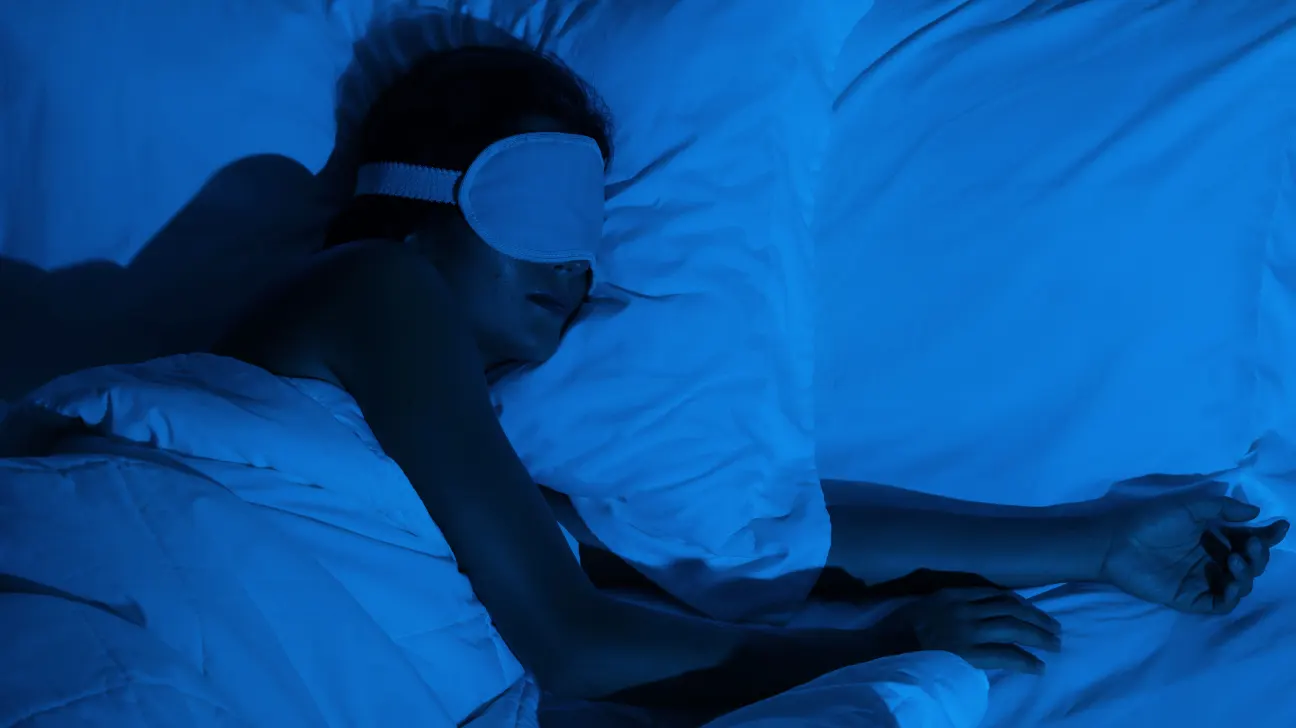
[601,626,917,721]
[824,496,1112,589]
[562,595,915,719]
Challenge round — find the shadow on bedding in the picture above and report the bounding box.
[0,153,326,401]
[0,9,530,405]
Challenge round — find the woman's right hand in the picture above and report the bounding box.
[880,587,1063,674]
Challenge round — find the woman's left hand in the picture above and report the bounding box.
[1100,494,1289,614]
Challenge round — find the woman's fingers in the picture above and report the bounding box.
[973,616,1062,653]
[1203,528,1260,604]
[960,644,1047,674]
[923,589,1064,674]
[1220,527,1274,574]
[1219,581,1243,614]
[1201,528,1231,564]
[1227,552,1254,599]
[965,594,1062,638]
[1201,559,1243,614]
[1259,520,1291,548]
[1191,561,1236,615]
[1245,536,1270,576]
[947,586,1018,603]
[1188,590,1216,614]
[1180,564,1222,614]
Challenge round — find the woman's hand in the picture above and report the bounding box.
[878,587,1063,674]
[1100,494,1289,615]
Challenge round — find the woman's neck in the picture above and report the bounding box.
[485,360,524,385]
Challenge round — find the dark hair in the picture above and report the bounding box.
[326,45,614,247]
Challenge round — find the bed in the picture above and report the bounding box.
[1,0,1295,726]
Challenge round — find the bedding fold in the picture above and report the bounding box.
[0,354,529,728]
[0,354,987,728]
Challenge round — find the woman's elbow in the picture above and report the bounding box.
[519,596,736,702]
[534,664,602,702]
[524,623,616,700]
[498,593,624,700]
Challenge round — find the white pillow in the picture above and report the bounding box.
[333,0,864,619]
[0,1,346,268]
[0,1,350,398]
[813,0,1296,513]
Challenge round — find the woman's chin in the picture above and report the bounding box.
[518,341,561,367]
[485,360,526,385]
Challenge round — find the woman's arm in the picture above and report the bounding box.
[317,248,912,711]
[545,487,884,604]
[821,479,1112,588]
[587,606,917,718]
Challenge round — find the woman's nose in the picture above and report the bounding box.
[553,260,590,276]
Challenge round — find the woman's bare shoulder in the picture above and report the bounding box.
[213,241,445,383]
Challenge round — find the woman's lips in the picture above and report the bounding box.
[526,293,569,315]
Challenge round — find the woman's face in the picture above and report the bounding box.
[420,217,592,368]
[411,115,601,370]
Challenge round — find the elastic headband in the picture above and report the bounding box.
[354,132,605,265]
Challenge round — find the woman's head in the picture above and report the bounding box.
[329,45,614,369]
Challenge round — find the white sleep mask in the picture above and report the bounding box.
[353,132,605,265]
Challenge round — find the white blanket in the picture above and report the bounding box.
[0,355,531,728]
[0,355,987,728]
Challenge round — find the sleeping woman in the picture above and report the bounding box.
[214,44,922,718]
[213,44,1287,719]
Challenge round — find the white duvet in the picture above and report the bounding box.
[0,355,987,728]
[0,355,531,728]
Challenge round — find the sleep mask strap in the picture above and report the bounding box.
[354,163,459,204]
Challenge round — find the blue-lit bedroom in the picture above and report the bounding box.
[1,1,1294,726]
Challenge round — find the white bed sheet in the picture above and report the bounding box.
[813,0,1296,517]
[810,2,1296,726]
[783,556,1296,727]
[5,1,1296,724]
